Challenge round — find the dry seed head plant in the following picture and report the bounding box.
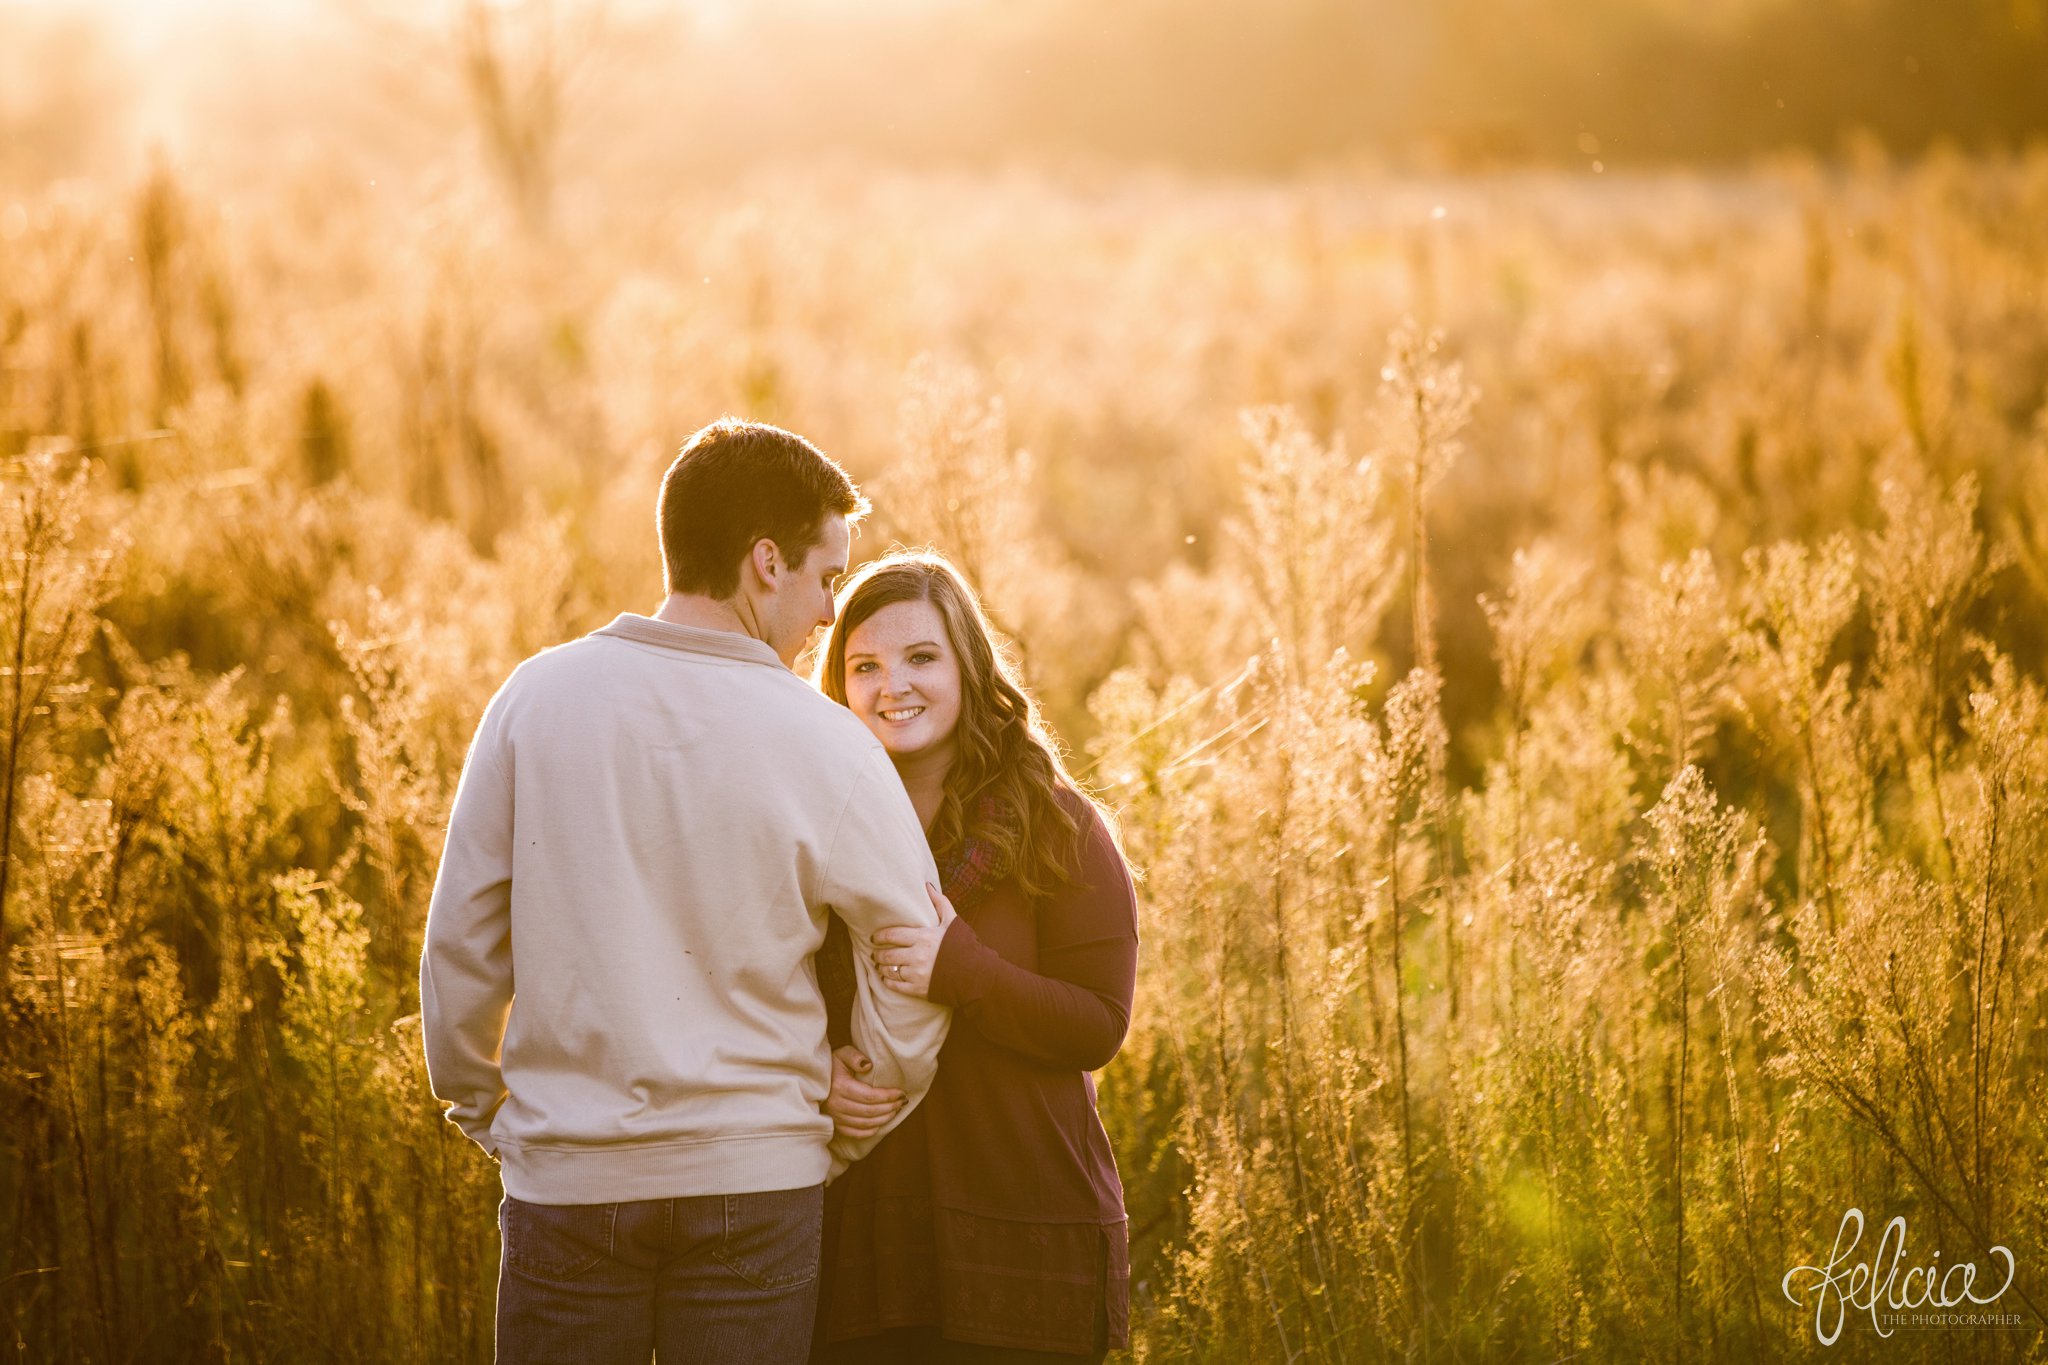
[1,145,2047,1364]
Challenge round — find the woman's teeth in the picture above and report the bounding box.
[881,707,925,722]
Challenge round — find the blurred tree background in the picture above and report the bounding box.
[4,0,2047,197]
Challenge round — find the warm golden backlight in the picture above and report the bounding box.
[2,0,2046,1360]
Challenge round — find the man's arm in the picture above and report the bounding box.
[819,748,950,1175]
[419,706,516,1155]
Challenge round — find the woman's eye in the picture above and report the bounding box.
[912,652,936,664]
[853,661,876,673]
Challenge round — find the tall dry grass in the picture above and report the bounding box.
[2,152,2047,1360]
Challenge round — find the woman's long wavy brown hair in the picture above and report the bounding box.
[816,551,1096,899]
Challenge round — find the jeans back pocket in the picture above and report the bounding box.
[501,1197,618,1283]
[713,1186,823,1291]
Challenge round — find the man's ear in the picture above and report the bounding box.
[746,537,783,589]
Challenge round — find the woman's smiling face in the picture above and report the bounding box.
[842,598,964,766]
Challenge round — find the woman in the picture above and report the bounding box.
[809,551,1138,1364]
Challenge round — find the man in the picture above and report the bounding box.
[421,418,949,1364]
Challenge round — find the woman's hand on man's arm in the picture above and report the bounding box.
[825,1045,905,1141]
[870,885,957,997]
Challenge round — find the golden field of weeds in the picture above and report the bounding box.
[4,147,2048,1361]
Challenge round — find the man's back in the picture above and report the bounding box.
[421,612,947,1204]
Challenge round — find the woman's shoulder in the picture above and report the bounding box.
[1049,784,1126,882]
[1050,780,1095,820]
[1049,781,1105,837]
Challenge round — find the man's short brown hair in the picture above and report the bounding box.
[658,419,869,598]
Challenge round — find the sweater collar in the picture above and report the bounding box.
[593,613,788,669]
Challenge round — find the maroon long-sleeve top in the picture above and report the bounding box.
[815,792,1139,1355]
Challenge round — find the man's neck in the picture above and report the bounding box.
[654,592,758,641]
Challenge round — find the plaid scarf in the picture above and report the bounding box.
[935,795,1007,910]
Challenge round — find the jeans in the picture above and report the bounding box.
[496,1185,825,1365]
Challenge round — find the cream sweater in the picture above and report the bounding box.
[420,613,949,1202]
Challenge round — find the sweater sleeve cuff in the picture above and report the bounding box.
[928,917,996,1008]
[452,1104,502,1158]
